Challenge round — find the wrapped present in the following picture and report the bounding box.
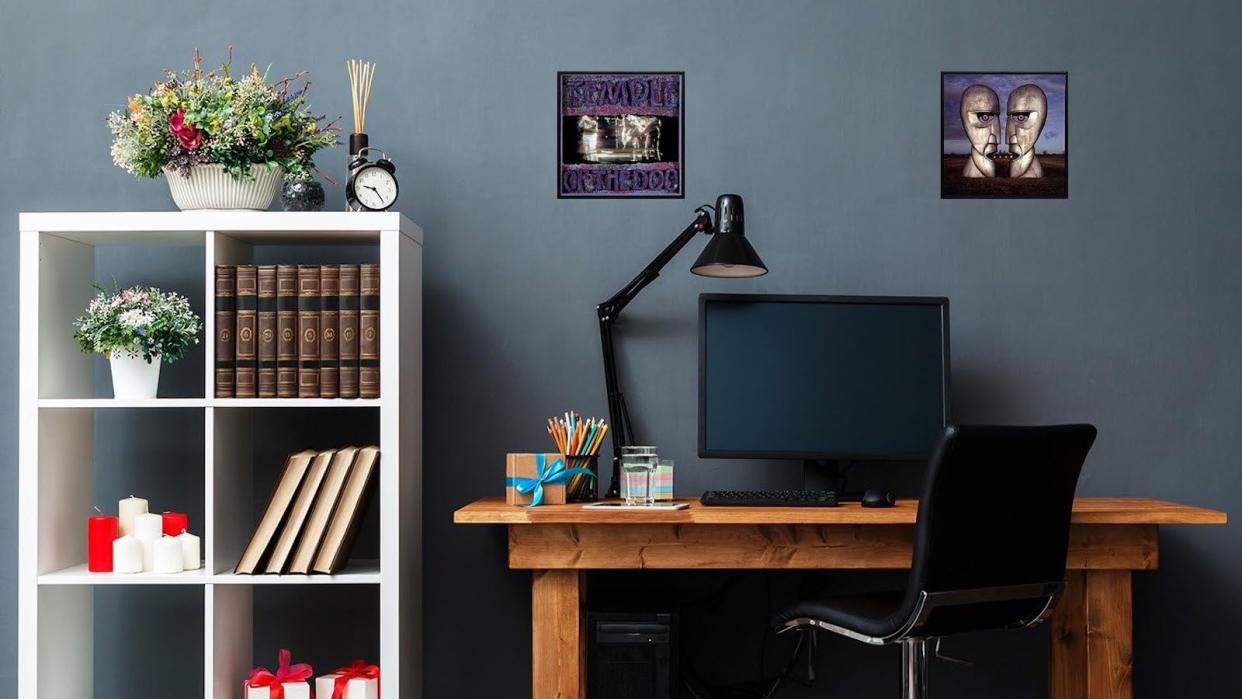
[654,462,674,501]
[506,453,591,507]
[245,649,313,699]
[316,660,380,699]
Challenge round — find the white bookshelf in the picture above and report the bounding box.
[18,212,423,699]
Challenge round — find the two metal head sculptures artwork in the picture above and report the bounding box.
[959,83,1047,178]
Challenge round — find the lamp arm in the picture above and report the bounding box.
[597,207,715,497]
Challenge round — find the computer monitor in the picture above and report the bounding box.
[699,294,949,485]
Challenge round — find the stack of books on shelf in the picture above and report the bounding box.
[235,445,380,575]
[216,264,380,399]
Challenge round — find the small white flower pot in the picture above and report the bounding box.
[109,352,162,399]
[164,164,283,211]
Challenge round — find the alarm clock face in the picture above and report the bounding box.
[352,165,398,210]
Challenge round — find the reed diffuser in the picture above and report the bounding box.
[346,58,376,156]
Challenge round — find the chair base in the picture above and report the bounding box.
[902,638,927,699]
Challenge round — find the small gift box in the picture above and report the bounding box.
[506,453,591,507]
[245,649,312,699]
[654,461,674,501]
[316,660,380,699]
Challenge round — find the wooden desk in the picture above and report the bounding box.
[454,497,1226,699]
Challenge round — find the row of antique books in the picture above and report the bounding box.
[235,445,379,575]
[215,264,380,399]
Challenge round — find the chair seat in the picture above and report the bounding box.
[773,590,912,640]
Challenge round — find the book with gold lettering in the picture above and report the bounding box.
[276,264,299,398]
[338,264,361,399]
[214,265,235,398]
[257,265,278,398]
[297,264,321,398]
[234,265,258,398]
[359,264,380,399]
[319,265,341,398]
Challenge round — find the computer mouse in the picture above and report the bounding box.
[861,489,896,508]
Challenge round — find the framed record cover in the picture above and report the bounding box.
[558,71,684,199]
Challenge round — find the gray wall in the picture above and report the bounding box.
[2,0,1240,696]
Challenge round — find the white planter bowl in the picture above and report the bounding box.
[164,164,283,211]
[109,352,162,399]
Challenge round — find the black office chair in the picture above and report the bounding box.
[773,424,1097,698]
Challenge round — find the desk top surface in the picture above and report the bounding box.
[454,496,1227,525]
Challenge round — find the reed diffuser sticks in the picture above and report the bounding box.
[346,59,376,135]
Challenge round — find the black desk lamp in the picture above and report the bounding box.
[597,194,767,497]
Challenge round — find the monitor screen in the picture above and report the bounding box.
[699,295,949,460]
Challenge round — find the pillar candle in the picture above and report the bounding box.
[112,535,142,574]
[176,531,201,571]
[161,511,188,537]
[133,512,163,571]
[86,516,118,571]
[152,536,184,574]
[117,495,148,536]
[87,514,119,572]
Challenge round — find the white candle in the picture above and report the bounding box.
[112,535,142,574]
[153,536,184,574]
[176,531,201,571]
[117,495,148,536]
[133,512,163,570]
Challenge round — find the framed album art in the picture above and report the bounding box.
[942,72,1068,199]
[558,71,684,199]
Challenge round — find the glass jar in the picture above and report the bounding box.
[620,445,659,506]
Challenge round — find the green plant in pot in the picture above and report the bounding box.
[107,49,338,210]
[73,285,203,399]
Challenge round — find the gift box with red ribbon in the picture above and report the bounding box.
[244,649,313,699]
[315,659,380,699]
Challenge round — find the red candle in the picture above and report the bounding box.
[162,511,189,537]
[87,515,118,572]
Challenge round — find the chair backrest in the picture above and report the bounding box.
[905,424,1097,637]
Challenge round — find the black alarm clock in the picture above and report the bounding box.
[346,147,398,211]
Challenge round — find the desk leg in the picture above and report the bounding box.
[532,569,585,699]
[1050,570,1134,699]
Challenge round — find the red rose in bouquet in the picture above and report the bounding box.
[168,109,202,150]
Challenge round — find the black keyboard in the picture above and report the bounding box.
[700,489,840,507]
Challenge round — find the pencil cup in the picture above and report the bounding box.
[563,454,600,503]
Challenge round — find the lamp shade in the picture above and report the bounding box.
[691,194,768,278]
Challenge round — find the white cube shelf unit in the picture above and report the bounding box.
[18,212,423,699]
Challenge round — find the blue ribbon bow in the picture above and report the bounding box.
[506,454,594,506]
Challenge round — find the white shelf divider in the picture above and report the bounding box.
[19,212,422,699]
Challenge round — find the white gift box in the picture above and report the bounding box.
[244,681,310,699]
[315,674,378,699]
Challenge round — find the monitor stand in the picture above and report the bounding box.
[802,460,847,493]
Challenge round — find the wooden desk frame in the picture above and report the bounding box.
[455,497,1225,699]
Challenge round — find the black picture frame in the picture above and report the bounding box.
[557,71,686,199]
[941,71,1069,199]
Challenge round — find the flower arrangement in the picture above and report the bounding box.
[107,49,338,181]
[73,285,203,363]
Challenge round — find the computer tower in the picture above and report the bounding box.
[587,612,677,699]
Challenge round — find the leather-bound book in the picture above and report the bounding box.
[276,265,299,398]
[338,265,361,399]
[214,265,236,398]
[256,265,278,398]
[287,446,359,574]
[359,264,380,399]
[265,448,335,574]
[312,446,380,574]
[297,264,321,398]
[234,265,258,398]
[319,265,341,398]
[234,449,317,574]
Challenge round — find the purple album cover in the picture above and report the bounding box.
[558,71,684,198]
